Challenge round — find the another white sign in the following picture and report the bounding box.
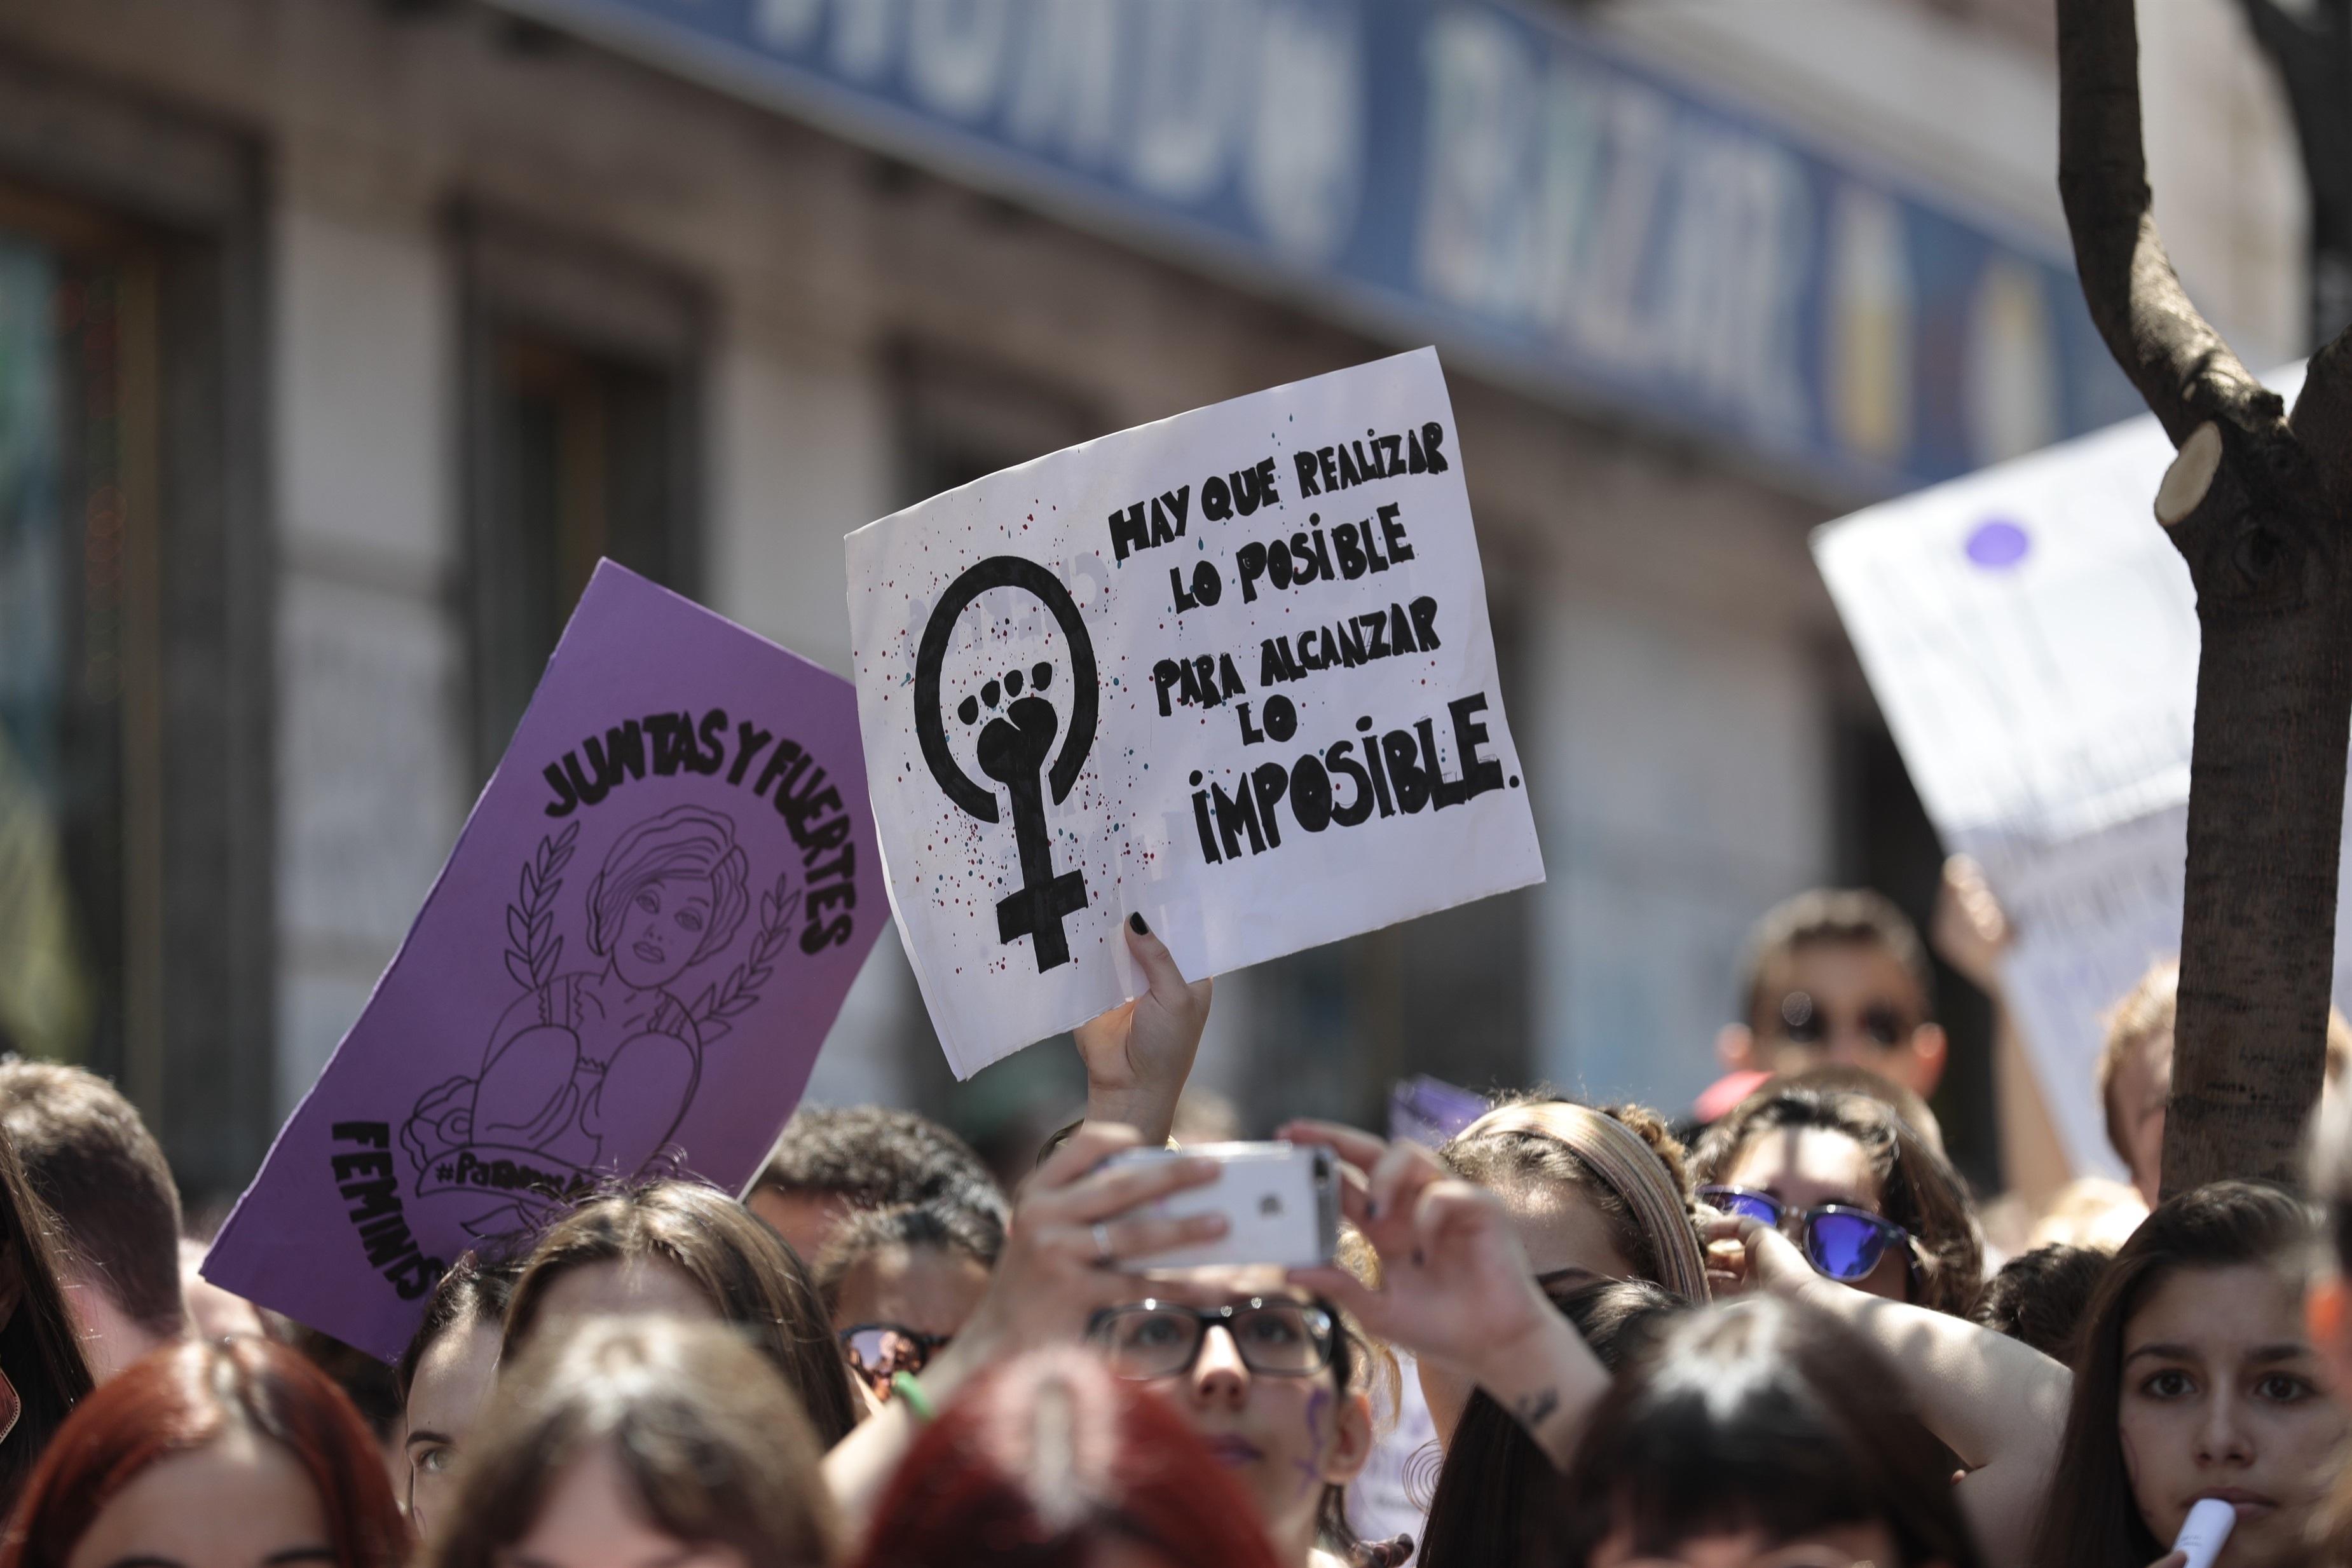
[1814,363,2352,1176]
[847,349,1545,1076]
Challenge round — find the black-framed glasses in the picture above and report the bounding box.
[840,1322,950,1395]
[1699,1185,1918,1287]
[1085,1297,1335,1381]
[1768,991,1914,1049]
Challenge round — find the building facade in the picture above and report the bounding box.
[0,0,2302,1201]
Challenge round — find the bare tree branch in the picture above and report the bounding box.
[2058,0,2274,447]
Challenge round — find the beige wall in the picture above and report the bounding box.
[0,0,1967,1125]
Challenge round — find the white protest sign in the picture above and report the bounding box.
[1813,363,2352,1176]
[847,349,1544,1076]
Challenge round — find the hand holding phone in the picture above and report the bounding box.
[1098,1142,1338,1270]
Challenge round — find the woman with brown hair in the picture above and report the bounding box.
[1442,1099,1707,1296]
[1281,1121,1638,1499]
[1079,1267,1388,1568]
[0,1123,90,1513]
[0,1337,403,1568]
[1557,1295,1985,1568]
[2030,1182,2339,1568]
[1415,1279,1681,1568]
[397,1250,522,1536]
[503,1178,862,1447]
[1693,1076,1982,1314]
[421,1316,837,1568]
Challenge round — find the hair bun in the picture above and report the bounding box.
[1598,1104,1690,1201]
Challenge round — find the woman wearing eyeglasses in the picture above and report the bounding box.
[1278,1120,1636,1509]
[1086,1271,1382,1568]
[821,1119,1234,1541]
[848,1347,1289,1568]
[816,1198,1001,1403]
[1692,1078,1981,1316]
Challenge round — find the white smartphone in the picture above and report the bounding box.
[1102,1141,1340,1270]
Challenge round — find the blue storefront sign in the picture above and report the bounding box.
[491,0,2139,496]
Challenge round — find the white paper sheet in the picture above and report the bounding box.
[1813,364,2352,1176]
[847,349,1546,1076]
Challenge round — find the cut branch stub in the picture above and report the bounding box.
[2155,422,2223,526]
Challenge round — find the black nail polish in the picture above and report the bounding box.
[1129,911,1149,935]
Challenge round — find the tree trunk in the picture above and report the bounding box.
[2058,0,2352,1196]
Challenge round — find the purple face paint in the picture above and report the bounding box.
[1964,518,2030,569]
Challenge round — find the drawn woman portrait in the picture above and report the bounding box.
[409,805,753,1185]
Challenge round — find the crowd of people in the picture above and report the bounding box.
[0,882,2340,1567]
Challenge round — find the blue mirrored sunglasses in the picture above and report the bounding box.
[1699,1185,1918,1286]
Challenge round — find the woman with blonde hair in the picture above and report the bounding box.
[1415,1096,1707,1443]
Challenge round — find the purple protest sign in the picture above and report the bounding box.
[204,562,882,1358]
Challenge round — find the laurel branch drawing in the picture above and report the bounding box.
[688,874,800,1043]
[505,823,580,991]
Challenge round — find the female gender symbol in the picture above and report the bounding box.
[913,557,1099,972]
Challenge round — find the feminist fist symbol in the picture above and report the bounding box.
[914,557,1098,972]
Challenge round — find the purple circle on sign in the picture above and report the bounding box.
[1965,519,2030,569]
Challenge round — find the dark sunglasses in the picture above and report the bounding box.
[1699,1185,1919,1288]
[1769,991,1913,1049]
[1085,1297,1335,1381]
[840,1322,950,1394]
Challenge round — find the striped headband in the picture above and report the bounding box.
[1457,1101,1711,1302]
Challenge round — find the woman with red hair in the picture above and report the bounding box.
[0,1337,406,1568]
[850,1346,1284,1568]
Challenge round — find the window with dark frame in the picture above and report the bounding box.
[1833,707,1999,1191]
[460,214,702,782]
[0,57,275,1204]
[0,185,163,1089]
